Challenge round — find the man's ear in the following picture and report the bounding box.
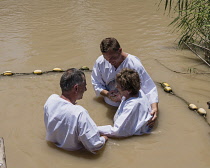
[118,48,122,53]
[74,84,79,92]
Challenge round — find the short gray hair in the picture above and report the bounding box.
[60,68,85,92]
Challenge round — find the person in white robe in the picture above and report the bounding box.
[98,68,153,137]
[44,68,108,153]
[91,37,158,125]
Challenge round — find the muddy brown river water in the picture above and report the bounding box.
[0,0,210,168]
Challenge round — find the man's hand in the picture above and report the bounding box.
[107,90,122,102]
[100,89,121,102]
[147,103,158,128]
[102,135,108,142]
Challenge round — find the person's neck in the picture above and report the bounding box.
[125,93,138,100]
[60,94,76,105]
[122,52,128,57]
[114,52,128,68]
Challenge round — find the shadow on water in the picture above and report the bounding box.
[93,96,118,120]
[46,141,106,159]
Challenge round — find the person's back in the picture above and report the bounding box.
[98,90,152,137]
[44,68,107,153]
[44,94,83,151]
[98,68,153,138]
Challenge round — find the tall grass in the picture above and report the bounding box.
[160,0,210,48]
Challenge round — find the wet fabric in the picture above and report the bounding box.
[44,94,105,153]
[91,54,159,106]
[98,90,152,137]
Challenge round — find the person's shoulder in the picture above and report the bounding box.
[75,104,86,110]
[74,105,89,114]
[63,104,88,121]
[139,90,149,99]
[46,94,59,102]
[124,97,139,105]
[95,55,105,63]
[125,54,143,67]
[49,94,59,98]
[135,90,151,106]
[74,105,92,121]
[120,97,140,114]
[125,91,145,105]
[127,54,141,62]
[125,98,144,114]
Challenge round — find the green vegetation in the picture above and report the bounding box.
[160,0,210,46]
[160,0,210,63]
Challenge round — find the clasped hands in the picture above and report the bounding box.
[107,90,122,102]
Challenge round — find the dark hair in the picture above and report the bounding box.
[60,68,85,92]
[116,68,140,95]
[100,37,121,53]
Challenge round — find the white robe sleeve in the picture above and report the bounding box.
[98,101,146,137]
[91,60,107,97]
[77,111,106,153]
[138,65,158,104]
[98,93,153,138]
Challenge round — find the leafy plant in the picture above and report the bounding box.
[160,0,210,48]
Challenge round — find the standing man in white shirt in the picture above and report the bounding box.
[44,68,108,153]
[91,37,158,125]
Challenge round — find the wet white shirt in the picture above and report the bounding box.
[91,54,158,106]
[98,90,152,137]
[44,94,105,153]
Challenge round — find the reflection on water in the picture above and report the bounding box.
[0,0,210,168]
